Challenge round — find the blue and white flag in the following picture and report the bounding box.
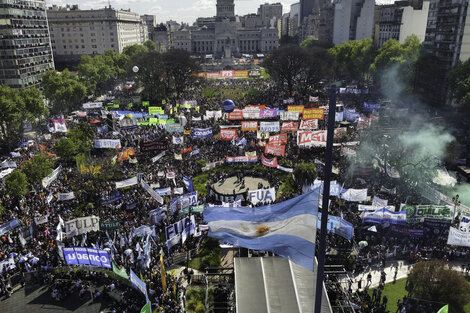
[190,149,199,157]
[363,208,407,225]
[182,175,194,192]
[130,269,148,297]
[204,190,320,271]
[317,213,354,241]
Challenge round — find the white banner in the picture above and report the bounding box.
[0,168,14,179]
[358,205,395,212]
[151,151,165,163]
[115,176,138,189]
[243,107,261,119]
[299,119,318,130]
[94,139,121,149]
[83,102,103,109]
[34,215,48,225]
[42,165,62,188]
[297,131,327,147]
[447,227,470,247]
[247,187,276,205]
[259,122,280,132]
[58,192,75,201]
[341,189,368,202]
[172,136,183,145]
[280,111,300,121]
[174,187,184,195]
[140,180,164,204]
[372,196,388,208]
[459,216,470,233]
[65,216,100,238]
[205,111,222,120]
[277,165,293,173]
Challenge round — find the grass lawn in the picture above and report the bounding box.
[368,278,408,313]
[368,279,470,313]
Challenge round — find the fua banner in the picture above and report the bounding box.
[248,187,276,205]
[62,247,111,268]
[65,216,100,238]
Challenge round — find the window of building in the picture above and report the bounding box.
[92,45,97,48]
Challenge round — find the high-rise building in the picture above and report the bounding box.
[216,0,235,19]
[333,0,375,45]
[0,0,55,88]
[141,14,156,32]
[289,2,301,37]
[300,0,315,22]
[47,5,146,63]
[258,3,283,27]
[376,1,429,47]
[423,0,470,106]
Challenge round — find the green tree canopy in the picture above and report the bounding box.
[143,40,157,51]
[162,49,200,99]
[19,87,48,119]
[41,69,87,114]
[123,44,149,57]
[54,137,78,162]
[293,162,317,189]
[264,45,333,97]
[77,50,129,95]
[54,122,95,162]
[449,57,470,112]
[5,170,28,198]
[329,38,376,84]
[129,51,166,102]
[21,153,54,185]
[0,85,27,149]
[407,260,470,312]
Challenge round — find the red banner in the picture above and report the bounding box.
[220,129,237,140]
[268,133,288,144]
[265,144,285,157]
[303,108,324,120]
[261,155,278,168]
[117,149,135,162]
[241,121,258,131]
[228,109,243,120]
[299,119,318,130]
[181,146,193,154]
[297,131,327,147]
[281,122,299,132]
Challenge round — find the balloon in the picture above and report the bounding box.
[223,99,235,113]
[132,66,139,73]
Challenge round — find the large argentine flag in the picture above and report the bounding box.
[204,189,320,271]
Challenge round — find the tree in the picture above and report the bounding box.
[77,50,129,95]
[329,38,376,84]
[41,69,87,114]
[407,260,470,312]
[294,162,317,193]
[449,57,470,111]
[5,170,28,198]
[129,51,167,102]
[123,44,148,57]
[54,137,78,162]
[301,38,333,49]
[143,40,157,51]
[19,87,48,118]
[0,85,26,148]
[370,35,420,98]
[21,153,54,185]
[264,45,333,97]
[162,49,200,99]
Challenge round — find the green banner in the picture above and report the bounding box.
[142,101,150,107]
[100,221,120,231]
[149,107,164,115]
[437,305,448,313]
[140,302,151,313]
[112,262,129,279]
[405,205,452,223]
[177,204,205,217]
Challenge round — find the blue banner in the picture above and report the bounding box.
[183,175,194,192]
[363,102,381,112]
[192,128,213,139]
[363,208,407,225]
[317,213,354,241]
[62,247,111,268]
[170,192,198,214]
[130,269,148,297]
[344,109,360,122]
[156,187,172,196]
[0,218,19,236]
[100,191,122,206]
[97,125,109,134]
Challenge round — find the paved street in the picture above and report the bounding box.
[0,283,114,313]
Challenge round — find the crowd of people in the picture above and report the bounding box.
[0,77,467,313]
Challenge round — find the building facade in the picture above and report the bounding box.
[0,0,55,88]
[47,5,146,62]
[167,0,279,57]
[258,2,283,27]
[333,0,375,45]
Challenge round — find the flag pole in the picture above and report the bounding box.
[314,85,337,313]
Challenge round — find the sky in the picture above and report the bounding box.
[45,0,396,25]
